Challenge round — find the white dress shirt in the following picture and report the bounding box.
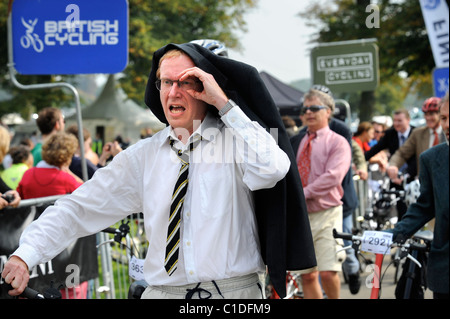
[429,126,443,148]
[14,104,290,286]
[398,127,411,146]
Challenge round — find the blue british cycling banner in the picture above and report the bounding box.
[11,0,129,75]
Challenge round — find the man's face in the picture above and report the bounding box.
[372,123,384,141]
[56,114,65,132]
[440,101,449,143]
[302,97,331,132]
[393,113,410,133]
[424,111,440,130]
[159,54,208,138]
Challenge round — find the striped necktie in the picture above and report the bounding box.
[164,137,201,276]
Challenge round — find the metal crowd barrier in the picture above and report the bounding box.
[14,195,147,299]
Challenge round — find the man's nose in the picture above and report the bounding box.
[168,82,181,96]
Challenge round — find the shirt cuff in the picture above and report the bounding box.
[11,243,42,270]
[220,102,251,129]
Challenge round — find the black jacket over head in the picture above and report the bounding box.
[144,43,316,298]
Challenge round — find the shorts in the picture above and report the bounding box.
[299,206,345,273]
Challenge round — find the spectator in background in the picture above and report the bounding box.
[369,121,388,147]
[353,121,374,153]
[1,145,33,190]
[66,125,122,180]
[291,89,351,299]
[114,135,129,150]
[16,132,87,298]
[91,133,103,156]
[352,139,368,181]
[66,125,100,166]
[296,85,361,295]
[387,97,445,185]
[31,107,65,166]
[0,126,21,210]
[282,115,299,137]
[140,127,154,139]
[2,138,35,170]
[17,132,83,199]
[365,109,416,220]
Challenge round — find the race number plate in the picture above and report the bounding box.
[361,231,393,255]
[129,256,145,281]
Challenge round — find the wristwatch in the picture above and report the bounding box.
[219,99,237,117]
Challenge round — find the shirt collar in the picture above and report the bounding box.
[398,126,411,139]
[160,112,221,148]
[308,125,330,138]
[430,126,442,134]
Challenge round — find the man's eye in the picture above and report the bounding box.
[163,80,172,85]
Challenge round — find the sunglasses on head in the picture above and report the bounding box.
[300,105,328,115]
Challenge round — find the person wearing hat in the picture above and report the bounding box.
[2,42,316,299]
[387,97,445,184]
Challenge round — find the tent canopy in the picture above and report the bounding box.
[78,74,163,128]
[259,71,304,114]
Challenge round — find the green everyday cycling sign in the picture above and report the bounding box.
[311,40,380,93]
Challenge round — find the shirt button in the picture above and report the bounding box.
[189,271,194,276]
[186,241,191,246]
[186,212,191,217]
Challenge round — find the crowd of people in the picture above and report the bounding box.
[0,41,448,300]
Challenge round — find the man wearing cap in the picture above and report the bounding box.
[387,97,445,184]
[2,43,315,299]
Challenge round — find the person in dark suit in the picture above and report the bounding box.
[365,109,416,177]
[365,109,415,219]
[390,92,449,299]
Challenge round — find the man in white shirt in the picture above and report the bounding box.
[2,43,315,299]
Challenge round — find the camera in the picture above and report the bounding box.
[1,193,15,203]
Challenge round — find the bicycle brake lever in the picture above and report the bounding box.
[407,254,422,268]
[336,245,352,254]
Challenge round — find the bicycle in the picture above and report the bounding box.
[333,228,430,299]
[393,230,432,299]
[265,271,303,299]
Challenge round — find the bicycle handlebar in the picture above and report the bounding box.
[5,284,45,299]
[101,221,131,244]
[332,229,362,242]
[333,229,430,253]
[392,241,428,252]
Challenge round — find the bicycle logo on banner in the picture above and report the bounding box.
[20,17,44,53]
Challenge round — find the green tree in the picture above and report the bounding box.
[300,0,437,121]
[0,0,257,119]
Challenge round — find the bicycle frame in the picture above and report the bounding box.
[370,254,384,299]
